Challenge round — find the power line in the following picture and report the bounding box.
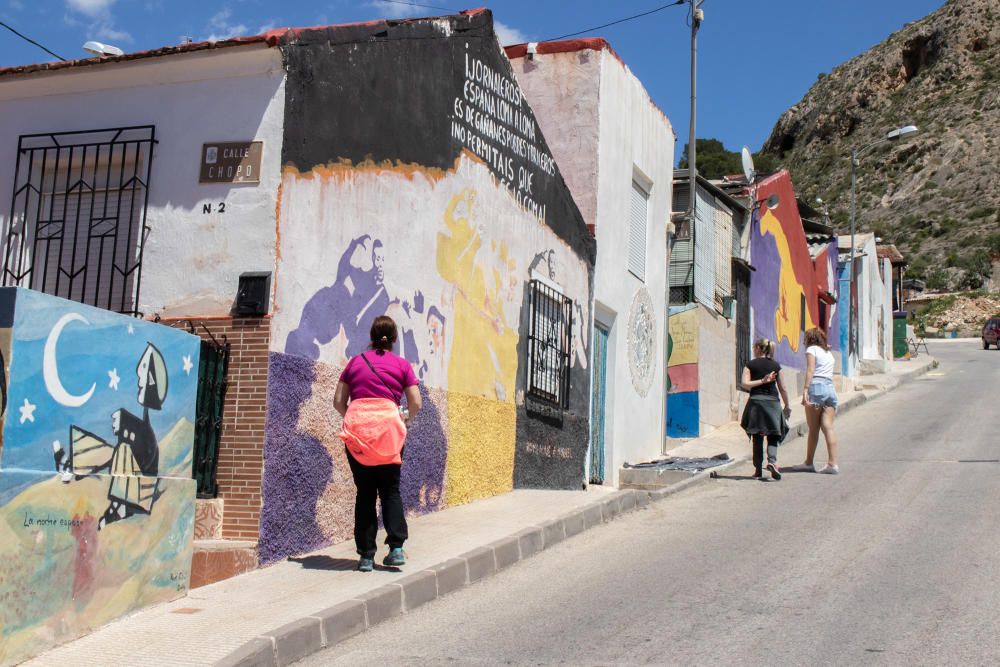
[0,20,66,62]
[376,0,451,11]
[543,0,686,42]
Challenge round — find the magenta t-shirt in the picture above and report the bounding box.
[341,350,419,402]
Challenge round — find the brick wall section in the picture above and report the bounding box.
[161,316,270,541]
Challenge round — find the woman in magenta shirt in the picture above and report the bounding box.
[334,316,421,572]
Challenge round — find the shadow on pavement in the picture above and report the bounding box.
[288,555,404,573]
[288,556,358,571]
[708,472,775,482]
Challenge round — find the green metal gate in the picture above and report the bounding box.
[589,325,609,485]
[193,338,230,498]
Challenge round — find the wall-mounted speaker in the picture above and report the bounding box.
[233,272,271,316]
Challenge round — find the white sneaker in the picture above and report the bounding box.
[786,463,816,473]
[819,464,840,474]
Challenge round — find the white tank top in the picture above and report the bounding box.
[807,345,834,380]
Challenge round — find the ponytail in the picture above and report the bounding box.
[754,338,776,359]
[369,315,398,353]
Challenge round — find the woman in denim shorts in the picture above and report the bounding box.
[787,328,840,474]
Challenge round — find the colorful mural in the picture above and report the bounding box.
[813,240,841,351]
[838,263,853,373]
[258,12,594,564]
[666,305,699,437]
[748,171,822,371]
[0,288,199,665]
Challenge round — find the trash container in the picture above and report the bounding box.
[893,311,909,359]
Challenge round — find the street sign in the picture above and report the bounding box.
[200,142,263,184]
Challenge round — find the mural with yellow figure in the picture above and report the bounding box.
[749,171,822,371]
[437,189,520,505]
[666,305,699,437]
[759,208,816,352]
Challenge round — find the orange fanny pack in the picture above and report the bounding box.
[339,398,407,466]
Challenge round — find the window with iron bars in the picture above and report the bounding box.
[526,279,573,410]
[733,261,752,390]
[2,126,155,316]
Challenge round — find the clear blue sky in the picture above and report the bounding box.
[1,0,946,153]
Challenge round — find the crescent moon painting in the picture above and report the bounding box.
[43,312,96,407]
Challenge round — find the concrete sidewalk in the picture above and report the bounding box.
[24,354,936,667]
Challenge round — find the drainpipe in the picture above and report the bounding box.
[662,218,674,455]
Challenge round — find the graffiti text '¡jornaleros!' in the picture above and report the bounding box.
[449,48,556,223]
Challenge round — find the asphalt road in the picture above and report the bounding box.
[298,341,1000,666]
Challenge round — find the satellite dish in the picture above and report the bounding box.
[741,146,756,184]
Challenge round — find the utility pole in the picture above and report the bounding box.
[688,0,703,229]
[665,0,703,453]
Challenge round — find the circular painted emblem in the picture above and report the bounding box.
[627,287,656,396]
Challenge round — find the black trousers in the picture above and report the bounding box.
[752,434,779,473]
[345,449,408,558]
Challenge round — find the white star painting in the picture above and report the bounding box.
[108,368,120,390]
[18,398,36,424]
[182,355,193,375]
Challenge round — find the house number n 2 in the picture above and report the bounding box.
[202,202,227,214]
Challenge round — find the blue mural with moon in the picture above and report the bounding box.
[1,288,198,476]
[0,288,201,665]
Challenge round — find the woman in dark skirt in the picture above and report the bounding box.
[740,338,792,479]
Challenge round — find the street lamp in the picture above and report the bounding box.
[848,124,918,365]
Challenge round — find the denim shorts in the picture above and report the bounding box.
[808,378,838,410]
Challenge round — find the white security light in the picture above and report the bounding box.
[886,125,918,140]
[82,41,124,57]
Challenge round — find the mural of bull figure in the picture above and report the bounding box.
[54,342,168,530]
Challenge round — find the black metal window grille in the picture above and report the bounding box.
[194,337,230,498]
[670,285,694,305]
[733,262,751,390]
[3,126,155,316]
[526,279,572,410]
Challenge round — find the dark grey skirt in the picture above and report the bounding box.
[740,395,789,441]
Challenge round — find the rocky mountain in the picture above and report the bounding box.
[760,0,1000,290]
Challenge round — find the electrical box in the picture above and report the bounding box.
[233,272,271,316]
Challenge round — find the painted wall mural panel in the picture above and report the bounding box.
[748,172,821,371]
[260,12,594,564]
[814,240,841,351]
[0,288,199,665]
[667,305,699,438]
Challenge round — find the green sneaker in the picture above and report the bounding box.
[383,547,406,567]
[358,556,374,572]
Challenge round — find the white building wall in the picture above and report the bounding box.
[696,304,738,434]
[509,45,673,486]
[507,50,602,227]
[0,46,286,318]
[593,51,673,484]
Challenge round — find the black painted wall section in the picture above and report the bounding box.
[277,9,595,266]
